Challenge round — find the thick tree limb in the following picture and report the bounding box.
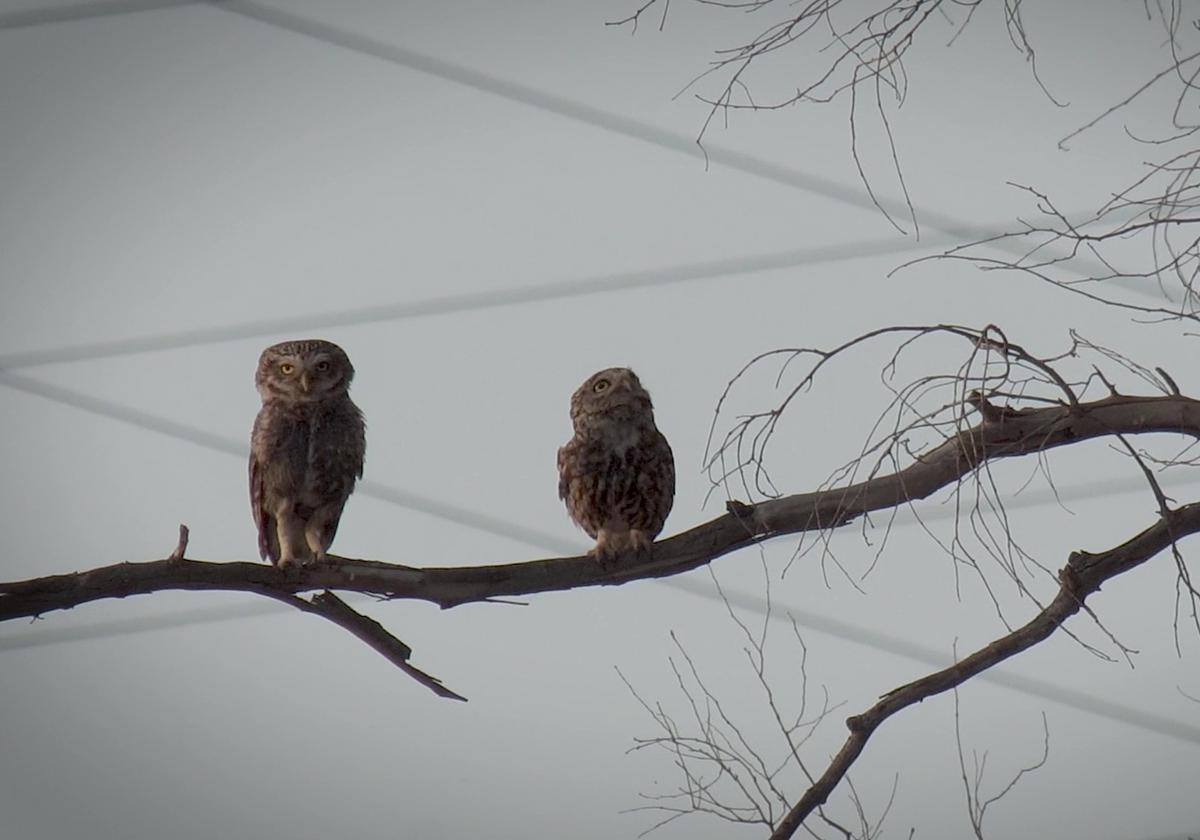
[2,393,1199,625]
[1,382,1197,815]
[767,500,1200,840]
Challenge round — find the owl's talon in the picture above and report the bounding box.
[274,558,305,581]
[629,530,653,554]
[590,531,627,569]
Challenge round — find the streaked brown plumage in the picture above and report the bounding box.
[249,339,365,567]
[557,367,675,563]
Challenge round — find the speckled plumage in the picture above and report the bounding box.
[249,339,365,567]
[557,367,675,563]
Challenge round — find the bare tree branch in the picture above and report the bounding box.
[255,588,467,702]
[597,4,1200,833]
[612,0,1200,309]
[6,388,1200,605]
[621,561,872,838]
[953,688,1049,839]
[768,499,1200,839]
[927,172,1200,322]
[609,0,1056,230]
[3,391,1199,626]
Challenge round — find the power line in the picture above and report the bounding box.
[207,1,1144,293]
[0,370,573,550]
[209,1,914,221]
[0,590,375,651]
[0,2,1161,373]
[3,369,1199,746]
[0,0,939,224]
[0,234,959,371]
[3,1,1140,298]
[0,0,193,29]
[694,579,1200,746]
[7,0,929,224]
[0,601,275,650]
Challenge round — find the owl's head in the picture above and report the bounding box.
[256,339,355,404]
[569,367,655,429]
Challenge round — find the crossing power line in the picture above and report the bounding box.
[208,0,1141,291]
[0,235,960,370]
[0,0,194,28]
[2,0,1148,300]
[0,0,1162,377]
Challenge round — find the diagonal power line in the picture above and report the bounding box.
[3,369,1200,746]
[3,0,1138,293]
[0,0,1158,374]
[2,0,932,224]
[207,0,916,221]
[0,370,567,550]
[9,0,918,222]
[0,235,960,371]
[205,0,1140,288]
[0,0,194,28]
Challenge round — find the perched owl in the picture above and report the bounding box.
[557,367,675,564]
[249,339,365,568]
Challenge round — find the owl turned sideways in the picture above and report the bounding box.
[557,367,675,564]
[249,339,365,568]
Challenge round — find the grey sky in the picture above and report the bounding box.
[2,2,1198,839]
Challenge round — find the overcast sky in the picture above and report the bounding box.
[2,2,1199,839]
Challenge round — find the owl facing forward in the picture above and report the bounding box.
[249,339,365,568]
[557,367,675,563]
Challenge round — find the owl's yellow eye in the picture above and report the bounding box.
[315,360,331,373]
[280,363,295,375]
[593,379,610,393]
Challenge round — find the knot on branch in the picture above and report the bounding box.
[725,499,755,521]
[1066,549,1093,569]
[1065,547,1099,573]
[1058,562,1086,597]
[970,390,1024,424]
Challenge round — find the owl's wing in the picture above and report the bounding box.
[248,453,275,563]
[634,429,676,536]
[556,442,573,501]
[659,432,676,504]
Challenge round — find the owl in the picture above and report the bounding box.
[557,367,675,564]
[249,339,366,568]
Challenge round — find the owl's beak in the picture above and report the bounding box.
[298,372,311,394]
